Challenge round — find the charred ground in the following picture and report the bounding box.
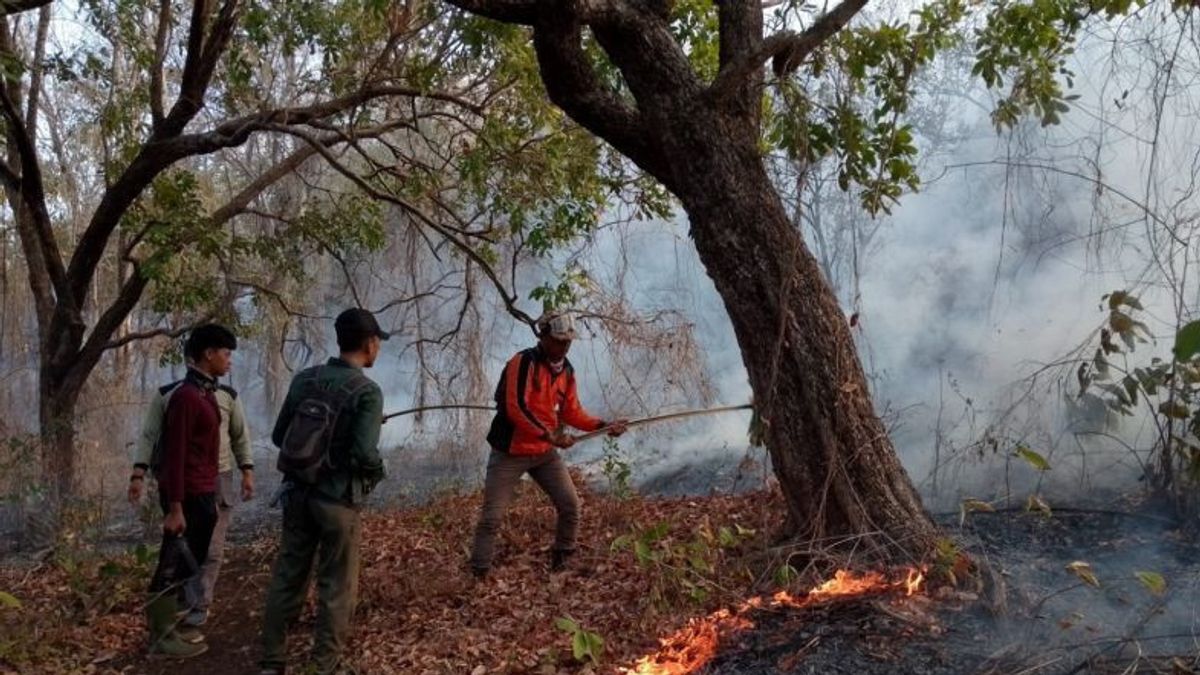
[2,475,1199,674]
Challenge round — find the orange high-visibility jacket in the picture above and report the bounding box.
[486,348,604,455]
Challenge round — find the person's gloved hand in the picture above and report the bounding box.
[549,432,576,448]
[606,419,629,437]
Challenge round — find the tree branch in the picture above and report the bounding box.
[172,0,211,124]
[529,8,662,176]
[0,58,70,306]
[149,0,170,128]
[441,0,536,25]
[101,313,210,352]
[209,145,320,226]
[66,83,481,311]
[709,0,868,99]
[157,0,241,139]
[0,0,51,17]
[272,123,537,325]
[0,155,19,189]
[714,0,763,117]
[25,4,48,131]
[719,0,762,70]
[72,269,150,386]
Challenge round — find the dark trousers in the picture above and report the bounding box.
[469,449,580,572]
[184,471,236,611]
[149,493,218,594]
[260,487,362,673]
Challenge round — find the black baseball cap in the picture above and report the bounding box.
[334,308,390,343]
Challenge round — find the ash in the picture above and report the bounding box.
[704,508,1200,674]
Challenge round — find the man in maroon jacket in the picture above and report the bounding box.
[144,324,237,659]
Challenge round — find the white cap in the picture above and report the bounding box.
[536,312,577,340]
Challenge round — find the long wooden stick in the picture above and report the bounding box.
[382,403,495,422]
[381,403,755,438]
[574,404,753,442]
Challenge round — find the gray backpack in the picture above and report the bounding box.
[277,367,371,484]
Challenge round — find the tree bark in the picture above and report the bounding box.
[658,115,935,560]
[38,358,81,499]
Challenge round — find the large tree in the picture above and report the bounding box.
[0,0,613,499]
[437,0,1131,560]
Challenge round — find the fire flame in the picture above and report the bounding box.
[625,567,925,674]
[904,567,925,596]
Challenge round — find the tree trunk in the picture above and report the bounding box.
[38,363,80,500]
[662,117,936,562]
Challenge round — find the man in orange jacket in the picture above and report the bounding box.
[470,312,627,578]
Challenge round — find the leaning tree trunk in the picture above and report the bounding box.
[663,116,937,562]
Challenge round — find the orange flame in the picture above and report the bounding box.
[904,567,925,596]
[623,567,926,675]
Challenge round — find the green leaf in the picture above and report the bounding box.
[575,629,604,664]
[554,616,579,633]
[717,526,737,548]
[633,540,653,564]
[1016,446,1051,471]
[1174,321,1200,362]
[1134,571,1166,596]
[774,563,799,587]
[0,591,20,609]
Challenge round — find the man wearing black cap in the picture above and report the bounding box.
[259,308,388,675]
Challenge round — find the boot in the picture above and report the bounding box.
[145,594,209,658]
[550,549,572,572]
[174,624,206,644]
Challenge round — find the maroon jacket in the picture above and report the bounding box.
[158,369,221,503]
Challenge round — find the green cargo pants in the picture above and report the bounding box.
[260,487,361,673]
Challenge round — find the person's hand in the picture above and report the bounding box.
[240,469,255,501]
[606,419,629,437]
[549,432,576,449]
[163,508,186,536]
[128,470,145,504]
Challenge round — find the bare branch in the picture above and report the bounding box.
[709,0,868,99]
[272,123,537,326]
[102,315,212,352]
[209,145,319,226]
[67,83,482,309]
[25,4,48,131]
[149,0,170,127]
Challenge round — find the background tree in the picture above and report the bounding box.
[0,0,686,509]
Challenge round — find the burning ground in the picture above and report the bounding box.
[2,478,1200,674]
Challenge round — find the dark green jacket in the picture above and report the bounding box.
[272,357,385,504]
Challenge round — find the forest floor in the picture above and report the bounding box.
[2,476,1199,674]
